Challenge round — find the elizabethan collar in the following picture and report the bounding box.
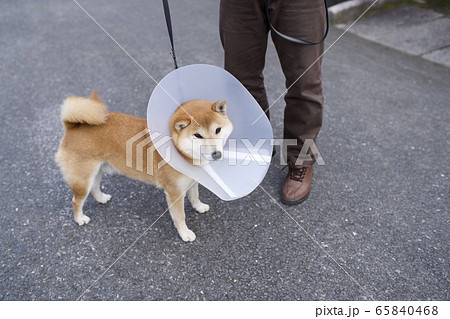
[147,64,273,200]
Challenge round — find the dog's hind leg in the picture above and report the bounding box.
[65,161,102,226]
[187,182,209,213]
[72,186,91,226]
[91,166,111,204]
[165,190,196,242]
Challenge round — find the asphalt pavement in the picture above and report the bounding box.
[335,1,450,67]
[0,0,448,300]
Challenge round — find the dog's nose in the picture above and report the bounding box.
[211,151,222,160]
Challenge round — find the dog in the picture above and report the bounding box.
[55,91,233,242]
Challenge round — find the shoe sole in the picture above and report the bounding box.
[280,193,310,206]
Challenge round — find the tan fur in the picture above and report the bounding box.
[61,94,107,126]
[55,92,233,242]
[170,99,233,165]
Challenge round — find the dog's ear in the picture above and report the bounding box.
[89,90,103,103]
[174,119,190,132]
[212,100,227,115]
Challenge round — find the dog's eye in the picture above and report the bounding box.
[215,127,221,134]
[194,133,203,139]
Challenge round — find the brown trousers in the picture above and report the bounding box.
[219,0,325,165]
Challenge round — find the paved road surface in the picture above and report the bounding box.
[0,0,448,300]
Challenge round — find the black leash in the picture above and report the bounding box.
[265,0,329,45]
[162,0,178,69]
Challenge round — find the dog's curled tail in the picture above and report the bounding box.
[61,91,107,127]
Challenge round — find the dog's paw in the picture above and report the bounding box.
[95,193,111,204]
[179,229,196,242]
[75,214,91,226]
[193,203,209,214]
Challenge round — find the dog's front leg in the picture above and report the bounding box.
[165,191,196,242]
[187,182,210,213]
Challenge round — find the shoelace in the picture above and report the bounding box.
[284,161,308,182]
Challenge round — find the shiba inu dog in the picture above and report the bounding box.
[55,92,233,242]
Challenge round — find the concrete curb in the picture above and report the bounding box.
[328,0,403,24]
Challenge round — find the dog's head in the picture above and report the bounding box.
[170,99,233,166]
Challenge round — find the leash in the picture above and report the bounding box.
[265,0,329,45]
[162,0,178,69]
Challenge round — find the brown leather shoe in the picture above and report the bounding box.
[281,161,313,205]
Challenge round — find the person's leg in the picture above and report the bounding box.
[269,0,326,204]
[270,0,325,164]
[219,0,271,117]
